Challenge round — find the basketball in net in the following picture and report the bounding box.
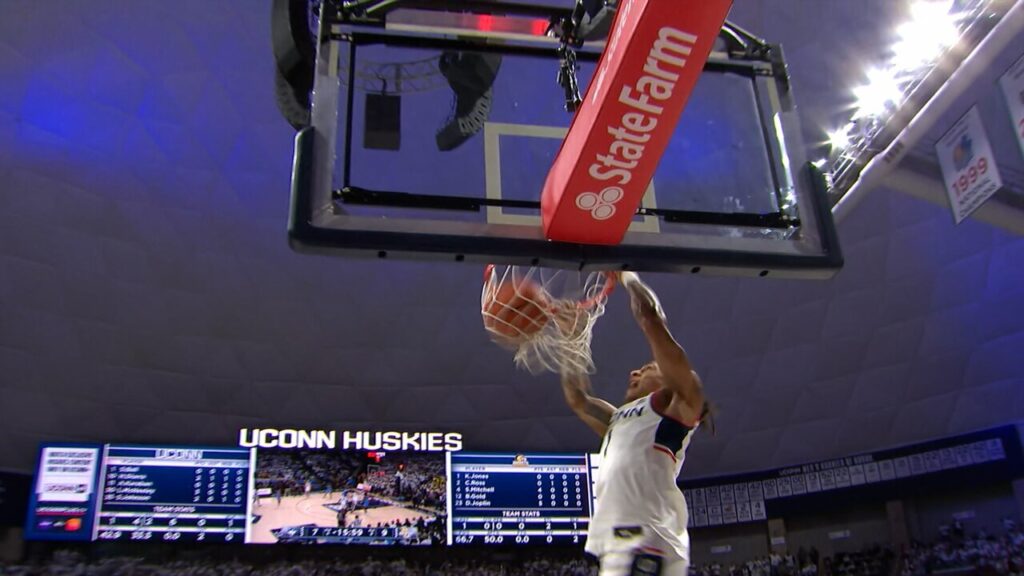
[481,265,616,375]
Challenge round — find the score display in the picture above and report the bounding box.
[29,445,606,547]
[93,446,251,543]
[449,453,593,545]
[271,525,425,545]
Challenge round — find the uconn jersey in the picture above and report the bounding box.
[587,392,697,563]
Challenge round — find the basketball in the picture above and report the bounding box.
[482,279,551,340]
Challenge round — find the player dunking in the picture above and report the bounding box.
[561,272,710,576]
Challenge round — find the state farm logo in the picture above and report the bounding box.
[576,186,624,220]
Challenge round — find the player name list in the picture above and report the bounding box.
[449,455,591,545]
[93,446,251,543]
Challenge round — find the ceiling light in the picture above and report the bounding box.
[852,67,903,119]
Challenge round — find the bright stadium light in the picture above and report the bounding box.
[852,67,903,119]
[819,0,990,185]
[891,0,960,70]
[828,125,852,150]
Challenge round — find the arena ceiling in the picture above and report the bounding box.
[0,0,1022,477]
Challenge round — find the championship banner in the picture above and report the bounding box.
[935,105,1004,224]
[999,52,1024,162]
[542,0,733,245]
[680,425,1021,529]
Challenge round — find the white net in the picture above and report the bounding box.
[481,265,615,375]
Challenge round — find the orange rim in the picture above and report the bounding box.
[574,271,617,310]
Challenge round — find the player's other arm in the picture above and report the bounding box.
[561,372,615,437]
[619,272,704,424]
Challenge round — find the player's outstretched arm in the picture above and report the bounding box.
[618,272,704,424]
[561,372,615,437]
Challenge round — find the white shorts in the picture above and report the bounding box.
[598,549,689,576]
[593,528,689,576]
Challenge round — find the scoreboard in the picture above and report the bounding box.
[27,429,1015,546]
[93,446,251,543]
[272,526,422,545]
[449,453,592,545]
[28,444,604,547]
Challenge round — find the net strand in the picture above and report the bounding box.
[481,266,613,375]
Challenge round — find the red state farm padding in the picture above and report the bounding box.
[541,0,733,245]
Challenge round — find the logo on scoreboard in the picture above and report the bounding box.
[238,428,463,452]
[40,483,88,495]
[512,454,529,467]
[36,447,99,504]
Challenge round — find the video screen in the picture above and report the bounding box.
[449,453,592,545]
[250,449,446,545]
[93,445,251,543]
[23,444,103,542]
[24,440,608,547]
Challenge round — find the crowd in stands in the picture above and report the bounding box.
[824,547,891,576]
[5,517,1024,575]
[900,518,1024,575]
[691,547,830,576]
[300,452,364,493]
[0,550,596,576]
[253,452,363,498]
[391,457,447,511]
[691,546,896,576]
[688,519,1024,576]
[351,457,444,511]
[252,451,445,511]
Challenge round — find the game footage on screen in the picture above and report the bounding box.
[250,449,446,545]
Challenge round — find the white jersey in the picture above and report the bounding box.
[586,392,697,561]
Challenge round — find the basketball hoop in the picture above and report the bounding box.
[481,265,616,375]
